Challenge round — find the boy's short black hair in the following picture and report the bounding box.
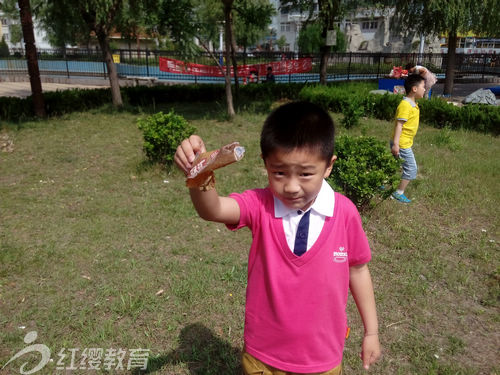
[260,101,335,164]
[404,74,424,94]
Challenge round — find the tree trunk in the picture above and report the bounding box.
[18,0,45,117]
[319,46,329,85]
[229,11,239,101]
[223,1,235,118]
[318,0,339,85]
[96,30,123,107]
[444,31,457,96]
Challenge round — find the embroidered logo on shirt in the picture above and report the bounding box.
[333,247,347,263]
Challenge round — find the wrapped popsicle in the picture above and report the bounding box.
[186,142,245,190]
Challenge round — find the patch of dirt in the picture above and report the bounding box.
[0,132,14,153]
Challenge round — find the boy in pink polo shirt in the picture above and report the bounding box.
[175,102,381,374]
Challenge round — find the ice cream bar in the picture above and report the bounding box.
[186,142,245,188]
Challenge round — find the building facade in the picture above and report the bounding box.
[268,2,440,53]
[0,10,51,50]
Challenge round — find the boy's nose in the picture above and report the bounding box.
[283,179,300,194]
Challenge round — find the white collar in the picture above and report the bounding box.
[403,96,417,107]
[273,179,335,218]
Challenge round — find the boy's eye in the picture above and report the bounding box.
[301,173,313,177]
[273,171,285,176]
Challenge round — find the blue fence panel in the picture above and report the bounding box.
[2,50,498,83]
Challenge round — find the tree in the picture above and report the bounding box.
[35,0,129,106]
[298,23,323,54]
[0,36,9,57]
[298,23,346,54]
[0,0,45,116]
[222,0,236,117]
[18,0,46,117]
[38,0,191,107]
[234,0,275,54]
[9,23,23,45]
[276,35,287,50]
[287,0,359,84]
[185,0,273,117]
[389,0,500,95]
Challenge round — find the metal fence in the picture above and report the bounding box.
[2,48,499,83]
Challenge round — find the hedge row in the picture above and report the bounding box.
[299,85,500,134]
[0,88,112,122]
[1,82,498,134]
[0,83,306,122]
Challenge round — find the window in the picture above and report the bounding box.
[1,19,8,25]
[361,20,377,30]
[280,22,291,32]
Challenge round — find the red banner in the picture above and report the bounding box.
[159,57,312,77]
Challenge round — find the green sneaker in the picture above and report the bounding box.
[391,191,411,203]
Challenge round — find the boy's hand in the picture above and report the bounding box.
[174,135,206,175]
[361,334,381,370]
[391,143,400,157]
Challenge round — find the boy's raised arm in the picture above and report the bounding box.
[175,135,240,225]
[349,263,381,370]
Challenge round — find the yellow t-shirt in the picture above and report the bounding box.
[393,97,420,148]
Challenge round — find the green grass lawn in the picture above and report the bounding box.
[0,101,498,375]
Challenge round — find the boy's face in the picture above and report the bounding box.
[264,147,335,211]
[413,80,426,99]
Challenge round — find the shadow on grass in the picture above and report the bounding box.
[134,323,242,375]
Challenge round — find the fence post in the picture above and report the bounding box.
[64,50,70,78]
[482,54,487,80]
[347,52,352,81]
[376,53,381,79]
[146,48,150,77]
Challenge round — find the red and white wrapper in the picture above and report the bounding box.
[186,142,245,188]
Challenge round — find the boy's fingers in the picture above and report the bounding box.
[175,135,206,174]
[179,139,197,170]
[174,147,190,174]
[362,351,373,370]
[180,139,197,165]
[189,135,206,156]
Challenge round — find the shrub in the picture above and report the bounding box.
[44,88,112,115]
[341,98,364,128]
[328,135,401,210]
[124,84,226,107]
[298,84,500,135]
[0,36,9,58]
[137,110,196,166]
[365,92,402,121]
[0,96,33,121]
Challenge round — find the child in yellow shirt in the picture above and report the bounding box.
[391,74,425,203]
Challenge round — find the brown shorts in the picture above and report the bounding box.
[242,351,343,375]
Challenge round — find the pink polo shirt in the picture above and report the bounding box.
[228,187,371,373]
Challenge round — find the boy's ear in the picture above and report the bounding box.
[324,155,337,178]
